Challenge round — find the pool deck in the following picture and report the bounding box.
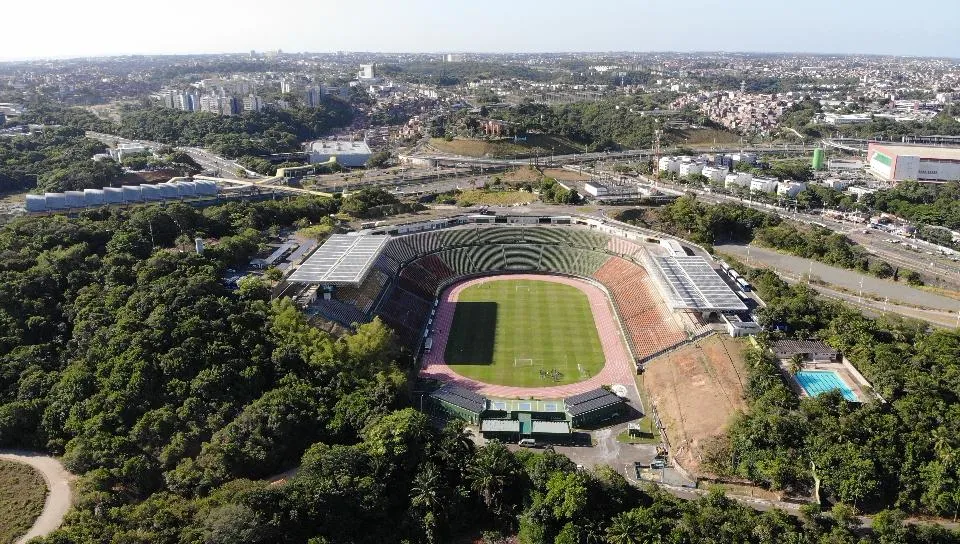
[775,359,872,403]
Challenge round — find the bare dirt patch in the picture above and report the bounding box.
[642,335,747,475]
[500,166,544,184]
[542,168,591,182]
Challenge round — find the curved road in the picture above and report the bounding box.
[0,451,73,544]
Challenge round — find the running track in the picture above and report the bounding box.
[421,274,637,398]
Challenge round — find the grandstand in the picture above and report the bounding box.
[280,216,755,373]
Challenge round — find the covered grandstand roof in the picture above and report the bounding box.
[651,256,747,312]
[288,234,389,286]
[431,385,487,414]
[564,388,624,418]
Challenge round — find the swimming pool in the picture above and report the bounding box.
[795,370,858,402]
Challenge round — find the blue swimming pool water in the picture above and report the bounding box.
[795,370,858,401]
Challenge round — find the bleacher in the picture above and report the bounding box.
[334,269,389,314]
[315,296,368,327]
[594,258,686,360]
[376,287,431,348]
[503,244,541,271]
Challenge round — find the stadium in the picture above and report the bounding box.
[279,214,753,442]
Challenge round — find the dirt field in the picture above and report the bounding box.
[500,166,543,183]
[429,134,581,158]
[642,335,747,475]
[542,168,591,182]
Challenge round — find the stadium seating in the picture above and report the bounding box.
[312,225,689,358]
[334,270,389,314]
[503,244,541,271]
[376,287,431,347]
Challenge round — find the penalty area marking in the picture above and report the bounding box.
[514,358,536,367]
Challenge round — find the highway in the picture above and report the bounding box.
[85,132,263,180]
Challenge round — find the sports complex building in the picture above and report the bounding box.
[867,142,960,183]
[277,213,757,439]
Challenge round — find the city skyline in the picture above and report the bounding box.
[2,0,959,60]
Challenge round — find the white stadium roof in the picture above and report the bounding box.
[287,234,389,286]
[651,256,747,312]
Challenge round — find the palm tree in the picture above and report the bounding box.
[467,441,520,516]
[410,463,444,544]
[605,510,645,544]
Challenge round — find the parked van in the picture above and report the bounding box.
[518,439,537,448]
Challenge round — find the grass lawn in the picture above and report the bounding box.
[0,460,46,544]
[444,279,605,387]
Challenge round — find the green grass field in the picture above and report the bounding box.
[444,279,605,387]
[0,459,46,544]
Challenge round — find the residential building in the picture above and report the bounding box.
[750,177,779,193]
[724,172,752,189]
[702,166,727,183]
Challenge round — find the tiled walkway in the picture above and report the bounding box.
[421,274,637,399]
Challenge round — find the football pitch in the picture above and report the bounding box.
[443,278,606,387]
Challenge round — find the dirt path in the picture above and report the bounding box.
[0,451,73,544]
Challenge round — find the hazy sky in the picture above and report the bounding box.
[3,0,959,60]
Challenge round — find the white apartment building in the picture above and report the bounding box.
[702,166,727,183]
[750,177,779,193]
[679,160,704,177]
[724,172,753,189]
[658,157,680,174]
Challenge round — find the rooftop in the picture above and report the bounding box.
[431,385,487,414]
[651,256,748,312]
[287,234,389,286]
[564,388,624,418]
[871,143,960,161]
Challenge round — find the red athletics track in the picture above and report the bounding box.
[421,274,637,399]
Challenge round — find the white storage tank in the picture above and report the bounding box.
[195,180,218,195]
[122,185,143,202]
[45,192,67,210]
[84,189,105,206]
[158,183,178,200]
[103,187,124,203]
[64,191,85,208]
[141,184,163,201]
[177,181,197,197]
[25,194,46,212]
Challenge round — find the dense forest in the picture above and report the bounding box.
[0,127,123,193]
[710,264,960,523]
[0,195,954,541]
[114,102,353,158]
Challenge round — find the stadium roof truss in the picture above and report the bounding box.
[650,256,748,312]
[287,234,390,286]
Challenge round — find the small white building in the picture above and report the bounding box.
[821,178,851,190]
[724,172,753,189]
[847,186,877,200]
[583,181,609,197]
[702,166,728,183]
[777,181,807,197]
[750,177,779,193]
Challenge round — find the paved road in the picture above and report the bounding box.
[0,451,73,544]
[717,244,960,313]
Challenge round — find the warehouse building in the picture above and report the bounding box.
[868,143,960,183]
[309,140,372,167]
